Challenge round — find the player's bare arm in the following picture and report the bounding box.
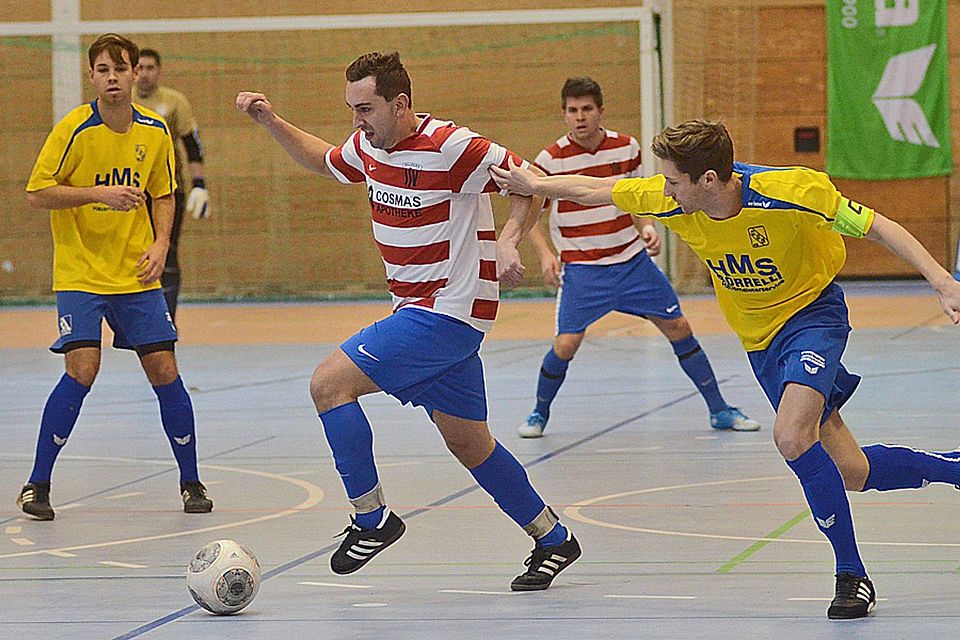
[489,157,617,206]
[236,91,335,178]
[137,194,173,285]
[26,184,145,211]
[497,165,547,288]
[865,212,960,323]
[528,222,561,288]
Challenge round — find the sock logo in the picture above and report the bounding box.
[815,513,836,529]
[52,434,68,446]
[173,435,192,446]
[800,350,826,375]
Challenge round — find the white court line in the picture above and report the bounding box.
[694,436,720,440]
[604,594,697,600]
[283,471,318,477]
[377,461,423,468]
[44,550,78,558]
[57,503,84,511]
[10,538,35,546]
[596,447,663,454]
[723,442,773,447]
[105,492,145,501]
[298,581,371,589]
[99,560,147,569]
[352,603,388,608]
[440,589,511,596]
[5,526,21,534]
[788,597,888,602]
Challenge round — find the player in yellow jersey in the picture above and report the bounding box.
[18,33,213,521]
[491,119,960,620]
[136,48,211,321]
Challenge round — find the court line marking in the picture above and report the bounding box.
[352,603,388,608]
[717,510,810,574]
[105,492,145,501]
[113,389,707,639]
[298,581,371,590]
[440,589,511,596]
[10,538,34,546]
[100,561,147,569]
[564,476,960,547]
[596,446,662,454]
[5,526,21,534]
[789,597,889,602]
[604,594,697,600]
[0,459,324,560]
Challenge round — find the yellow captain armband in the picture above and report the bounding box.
[832,196,875,238]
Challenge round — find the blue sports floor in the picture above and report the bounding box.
[1,284,958,639]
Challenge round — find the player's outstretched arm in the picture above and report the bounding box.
[489,157,617,206]
[236,91,335,178]
[866,212,960,323]
[497,165,547,289]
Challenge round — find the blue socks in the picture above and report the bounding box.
[153,376,199,483]
[469,441,568,547]
[319,402,384,529]
[671,335,726,414]
[862,444,960,491]
[534,348,570,418]
[786,442,866,577]
[29,374,90,484]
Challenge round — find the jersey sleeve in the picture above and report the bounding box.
[324,131,366,184]
[26,120,73,193]
[610,175,680,220]
[146,128,177,198]
[626,137,643,178]
[445,129,526,194]
[172,91,198,139]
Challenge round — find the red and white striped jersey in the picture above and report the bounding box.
[325,114,522,333]
[535,130,643,265]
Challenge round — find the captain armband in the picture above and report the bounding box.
[831,196,875,238]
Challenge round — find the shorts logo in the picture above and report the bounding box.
[58,314,73,336]
[357,343,380,362]
[665,304,679,313]
[747,225,769,248]
[800,350,826,375]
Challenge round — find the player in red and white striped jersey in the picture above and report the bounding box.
[519,77,760,438]
[237,52,580,590]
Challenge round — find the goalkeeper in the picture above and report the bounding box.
[135,48,210,320]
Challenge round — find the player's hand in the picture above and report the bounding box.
[539,253,561,288]
[489,157,538,196]
[236,92,275,125]
[136,240,168,285]
[641,224,661,256]
[185,178,210,219]
[497,240,526,289]
[98,185,145,211]
[936,278,960,324]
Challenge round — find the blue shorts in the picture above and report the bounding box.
[51,289,177,354]
[747,282,861,424]
[556,250,682,335]
[340,307,488,422]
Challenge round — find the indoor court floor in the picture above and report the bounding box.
[1,281,958,639]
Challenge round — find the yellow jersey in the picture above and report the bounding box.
[611,162,875,351]
[26,101,177,294]
[135,86,197,187]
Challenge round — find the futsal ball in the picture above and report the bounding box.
[186,539,261,614]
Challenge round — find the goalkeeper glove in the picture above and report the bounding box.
[185,177,210,219]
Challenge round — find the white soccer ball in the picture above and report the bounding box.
[186,539,261,614]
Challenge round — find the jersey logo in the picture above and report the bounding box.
[747,225,769,248]
[402,163,422,189]
[357,343,380,362]
[135,144,146,162]
[58,314,72,336]
[800,350,826,375]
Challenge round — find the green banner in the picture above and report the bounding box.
[826,0,952,179]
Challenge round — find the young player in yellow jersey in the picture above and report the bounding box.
[18,33,213,520]
[491,119,960,620]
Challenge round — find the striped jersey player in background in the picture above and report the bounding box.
[519,77,759,438]
[236,51,580,590]
[491,118,960,619]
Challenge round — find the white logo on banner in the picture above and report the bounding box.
[872,44,941,148]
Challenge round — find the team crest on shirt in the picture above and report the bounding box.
[747,225,769,248]
[402,162,422,189]
[135,144,147,162]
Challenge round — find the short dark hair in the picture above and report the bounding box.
[139,48,161,64]
[651,119,735,182]
[561,77,603,109]
[88,33,139,69]
[345,51,412,106]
